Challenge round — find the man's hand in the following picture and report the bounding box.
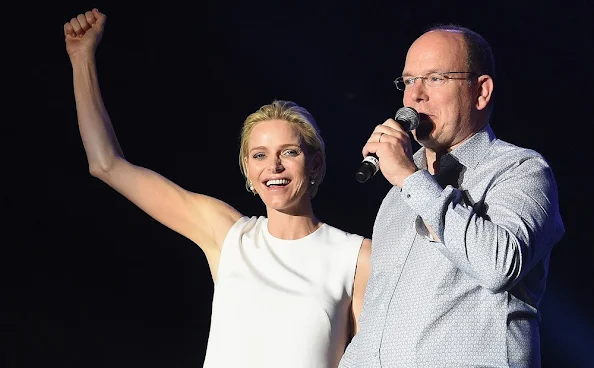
[362,118,417,187]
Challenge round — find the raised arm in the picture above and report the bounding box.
[63,9,241,278]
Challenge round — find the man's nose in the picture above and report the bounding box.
[407,77,428,102]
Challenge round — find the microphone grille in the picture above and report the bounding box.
[395,107,420,131]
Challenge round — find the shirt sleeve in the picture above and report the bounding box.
[400,156,565,293]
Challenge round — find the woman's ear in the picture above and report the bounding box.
[309,151,323,177]
[243,156,250,175]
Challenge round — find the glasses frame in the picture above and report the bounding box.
[393,71,478,91]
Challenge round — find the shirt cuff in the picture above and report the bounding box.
[401,169,443,216]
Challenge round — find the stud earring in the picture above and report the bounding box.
[310,178,315,185]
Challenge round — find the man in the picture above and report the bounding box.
[340,25,564,367]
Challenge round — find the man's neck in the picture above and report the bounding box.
[425,149,445,175]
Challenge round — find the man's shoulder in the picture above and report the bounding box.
[489,138,547,162]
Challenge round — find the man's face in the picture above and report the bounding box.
[402,30,480,153]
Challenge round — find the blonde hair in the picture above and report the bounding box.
[239,100,326,198]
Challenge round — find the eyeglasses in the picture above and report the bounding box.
[393,72,477,91]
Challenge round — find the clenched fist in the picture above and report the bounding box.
[64,8,107,59]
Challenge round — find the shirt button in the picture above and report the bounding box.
[373,352,378,358]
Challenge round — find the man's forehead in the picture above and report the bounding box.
[403,32,467,73]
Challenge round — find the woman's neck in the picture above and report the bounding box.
[266,204,321,240]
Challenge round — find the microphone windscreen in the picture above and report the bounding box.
[395,107,420,131]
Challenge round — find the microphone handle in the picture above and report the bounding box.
[355,153,379,183]
[356,107,419,183]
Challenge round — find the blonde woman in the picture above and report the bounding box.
[64,9,370,368]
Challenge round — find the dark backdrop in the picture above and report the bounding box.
[5,1,593,367]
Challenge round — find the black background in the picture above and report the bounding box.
[5,1,593,367]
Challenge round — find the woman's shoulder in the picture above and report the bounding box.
[322,222,366,241]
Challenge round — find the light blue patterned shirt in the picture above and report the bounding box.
[340,125,565,368]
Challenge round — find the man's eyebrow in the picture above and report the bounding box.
[401,69,443,77]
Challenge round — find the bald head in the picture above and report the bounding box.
[424,25,495,81]
[405,30,469,76]
[404,25,495,118]
[400,25,495,153]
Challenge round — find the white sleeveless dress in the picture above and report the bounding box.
[203,216,364,368]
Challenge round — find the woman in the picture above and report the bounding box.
[63,8,371,368]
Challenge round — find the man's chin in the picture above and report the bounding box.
[413,123,433,142]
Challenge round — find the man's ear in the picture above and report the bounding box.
[476,74,494,111]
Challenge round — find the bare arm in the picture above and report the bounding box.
[351,238,371,336]
[64,9,241,276]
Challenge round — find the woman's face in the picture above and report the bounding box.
[245,119,315,213]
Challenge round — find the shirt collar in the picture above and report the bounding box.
[413,124,497,173]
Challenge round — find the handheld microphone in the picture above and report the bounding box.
[355,107,420,183]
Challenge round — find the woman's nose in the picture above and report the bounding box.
[268,157,284,172]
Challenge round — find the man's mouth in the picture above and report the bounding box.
[418,113,431,122]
